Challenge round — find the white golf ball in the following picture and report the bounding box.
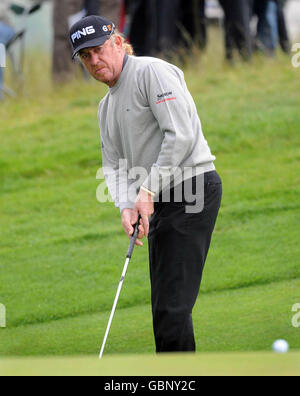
[272,339,289,353]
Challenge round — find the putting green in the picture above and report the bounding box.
[1,352,299,376]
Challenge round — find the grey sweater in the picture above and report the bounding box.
[98,55,216,212]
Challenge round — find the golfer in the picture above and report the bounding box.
[70,16,222,353]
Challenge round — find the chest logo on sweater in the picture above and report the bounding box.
[156,91,176,105]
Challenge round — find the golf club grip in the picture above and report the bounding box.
[126,215,142,259]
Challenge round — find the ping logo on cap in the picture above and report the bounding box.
[71,25,96,43]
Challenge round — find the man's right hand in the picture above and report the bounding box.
[121,209,145,247]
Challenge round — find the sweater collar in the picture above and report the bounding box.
[109,54,130,94]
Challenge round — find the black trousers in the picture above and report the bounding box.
[127,0,207,57]
[180,0,207,51]
[148,171,222,353]
[219,0,254,61]
[277,0,290,53]
[128,0,181,56]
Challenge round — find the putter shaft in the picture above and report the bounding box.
[99,216,141,359]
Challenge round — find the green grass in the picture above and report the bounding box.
[1,279,299,357]
[0,36,300,363]
[1,352,300,376]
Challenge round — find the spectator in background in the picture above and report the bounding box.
[254,0,278,56]
[125,0,207,58]
[100,0,122,26]
[84,0,100,16]
[125,0,180,57]
[0,0,15,99]
[179,0,207,52]
[219,0,253,62]
[277,0,290,54]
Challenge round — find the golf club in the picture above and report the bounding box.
[99,215,142,359]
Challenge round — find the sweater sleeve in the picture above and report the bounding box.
[101,143,136,212]
[98,105,136,212]
[140,62,195,195]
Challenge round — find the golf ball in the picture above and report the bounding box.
[272,339,289,353]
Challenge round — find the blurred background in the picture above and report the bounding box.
[5,0,300,49]
[1,0,300,95]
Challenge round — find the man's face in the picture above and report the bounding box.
[79,37,124,87]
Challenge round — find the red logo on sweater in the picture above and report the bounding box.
[156,91,176,104]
